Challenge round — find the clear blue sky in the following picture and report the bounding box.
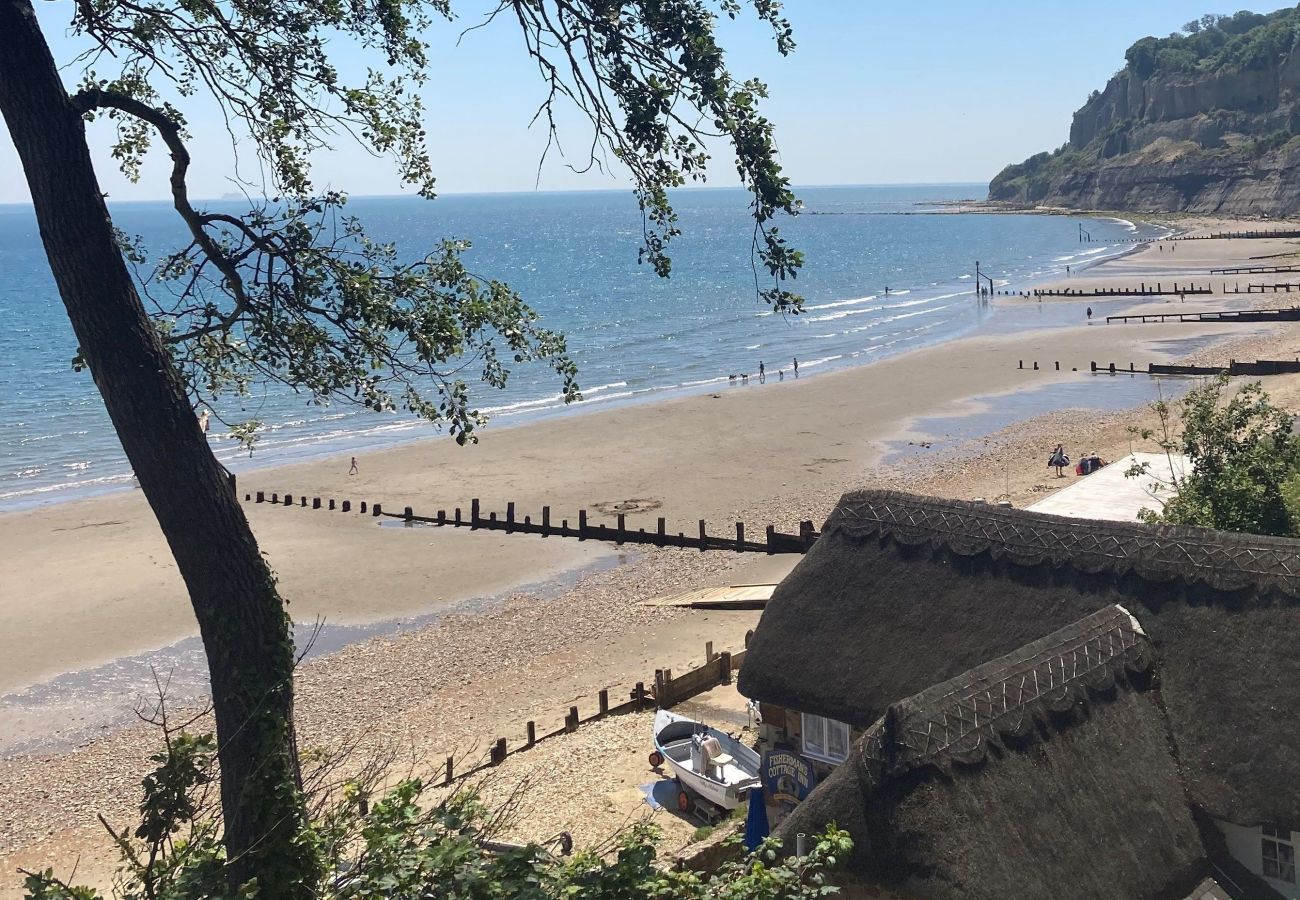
[2,0,1295,202]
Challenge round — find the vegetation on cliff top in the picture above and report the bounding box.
[1124,7,1300,79]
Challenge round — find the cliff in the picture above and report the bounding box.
[990,7,1300,215]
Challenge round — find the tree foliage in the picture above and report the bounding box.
[1127,375,1300,536]
[64,0,804,443]
[1122,7,1300,79]
[23,729,852,900]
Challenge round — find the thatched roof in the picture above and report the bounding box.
[738,490,1300,828]
[774,606,1207,899]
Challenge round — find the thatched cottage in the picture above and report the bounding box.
[737,490,1300,899]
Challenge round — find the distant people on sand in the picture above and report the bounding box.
[349,456,358,476]
[758,360,765,383]
[1048,444,1070,478]
[778,370,784,381]
[1086,306,1093,321]
[793,357,799,376]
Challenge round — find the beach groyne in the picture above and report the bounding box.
[247,493,820,555]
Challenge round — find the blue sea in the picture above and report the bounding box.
[0,184,1172,510]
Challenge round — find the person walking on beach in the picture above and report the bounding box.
[758,360,765,383]
[1048,444,1069,478]
[1066,265,1071,276]
[348,456,358,476]
[793,356,799,376]
[1086,306,1093,321]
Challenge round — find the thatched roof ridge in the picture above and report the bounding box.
[867,605,1151,775]
[826,489,1300,596]
[775,609,1206,899]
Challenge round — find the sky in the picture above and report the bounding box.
[2,0,1297,203]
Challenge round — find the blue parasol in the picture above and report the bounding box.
[743,786,770,852]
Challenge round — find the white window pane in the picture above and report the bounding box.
[827,720,850,762]
[801,713,826,758]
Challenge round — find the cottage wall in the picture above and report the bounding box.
[1216,819,1300,899]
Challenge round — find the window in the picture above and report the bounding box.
[801,712,851,764]
[1263,826,1296,884]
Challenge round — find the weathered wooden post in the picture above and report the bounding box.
[616,513,626,545]
[698,519,707,551]
[471,498,480,529]
[342,500,351,512]
[506,501,515,533]
[328,498,336,510]
[657,517,666,546]
[437,509,445,525]
[526,721,536,747]
[766,524,776,554]
[404,506,413,521]
[445,756,454,786]
[284,494,293,505]
[634,682,646,711]
[720,651,733,684]
[312,497,321,509]
[1033,361,1038,370]
[599,689,609,717]
[454,507,462,524]
[256,491,265,503]
[542,506,550,534]
[706,641,714,662]
[491,738,507,766]
[578,509,588,540]
[372,503,382,517]
[359,501,367,513]
[566,706,579,733]
[736,522,745,551]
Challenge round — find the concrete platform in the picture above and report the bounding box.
[1027,452,1189,523]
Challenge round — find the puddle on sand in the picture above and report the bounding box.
[883,374,1194,467]
[0,551,629,758]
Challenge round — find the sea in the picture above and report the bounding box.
[0,184,1175,511]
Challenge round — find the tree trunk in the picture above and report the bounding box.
[0,2,317,895]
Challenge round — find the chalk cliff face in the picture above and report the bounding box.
[990,13,1300,215]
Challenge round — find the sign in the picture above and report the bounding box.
[761,749,817,814]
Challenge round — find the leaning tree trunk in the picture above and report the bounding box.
[0,2,316,895]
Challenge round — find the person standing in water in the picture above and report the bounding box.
[758,360,765,383]
[793,357,799,376]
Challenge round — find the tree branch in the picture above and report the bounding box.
[72,87,250,341]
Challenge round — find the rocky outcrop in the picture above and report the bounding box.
[1012,141,1300,215]
[991,22,1300,215]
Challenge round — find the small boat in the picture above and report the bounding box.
[649,709,761,814]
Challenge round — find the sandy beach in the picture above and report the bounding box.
[6,220,1300,893]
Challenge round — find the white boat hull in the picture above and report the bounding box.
[651,709,761,810]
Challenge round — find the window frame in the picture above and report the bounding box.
[800,712,851,765]
[1262,826,1296,884]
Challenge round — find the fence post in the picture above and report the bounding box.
[542,506,550,534]
[342,500,351,512]
[285,494,293,506]
[372,503,382,517]
[566,706,579,733]
[404,506,413,520]
[657,517,666,546]
[506,501,515,533]
[578,509,588,540]
[471,498,480,529]
[492,738,507,765]
[526,721,536,747]
[437,509,446,525]
[360,501,367,513]
[599,689,609,717]
[720,651,733,685]
[634,682,646,711]
[698,519,707,551]
[256,491,265,503]
[766,524,776,554]
[706,641,714,662]
[616,513,626,545]
[445,756,454,786]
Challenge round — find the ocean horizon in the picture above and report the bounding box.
[0,184,1172,511]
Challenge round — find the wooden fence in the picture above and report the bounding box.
[436,643,746,788]
[1106,307,1300,325]
[1089,359,1300,377]
[247,493,820,555]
